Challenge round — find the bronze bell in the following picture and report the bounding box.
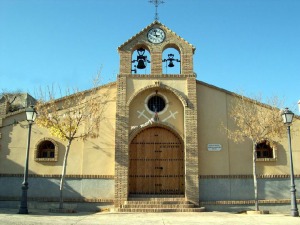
[137,59,146,69]
[168,61,174,67]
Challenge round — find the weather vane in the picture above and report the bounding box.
[149,0,165,21]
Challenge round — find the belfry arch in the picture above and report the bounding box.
[131,45,151,74]
[162,43,182,74]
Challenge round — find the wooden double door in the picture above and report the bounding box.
[129,127,184,195]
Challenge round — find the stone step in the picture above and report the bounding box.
[120,196,205,213]
[121,203,195,209]
[129,195,185,198]
[125,200,190,205]
[116,207,206,213]
[126,197,187,204]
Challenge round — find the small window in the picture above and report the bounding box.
[38,141,55,158]
[256,140,276,161]
[147,95,166,113]
[35,138,58,162]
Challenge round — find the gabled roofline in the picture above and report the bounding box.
[117,21,196,53]
[196,79,300,119]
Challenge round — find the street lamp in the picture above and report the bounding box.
[281,107,299,217]
[18,106,37,214]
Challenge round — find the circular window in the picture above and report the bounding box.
[147,95,166,113]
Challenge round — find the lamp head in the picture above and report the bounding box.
[26,106,37,123]
[281,107,294,126]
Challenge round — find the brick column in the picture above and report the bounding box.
[114,75,129,208]
[151,48,162,75]
[184,75,199,206]
[119,51,132,74]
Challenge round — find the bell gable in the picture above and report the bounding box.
[118,21,196,75]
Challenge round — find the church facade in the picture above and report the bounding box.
[0,21,299,212]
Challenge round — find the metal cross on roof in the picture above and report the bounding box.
[149,0,165,21]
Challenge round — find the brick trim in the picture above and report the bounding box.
[129,122,183,144]
[2,174,297,179]
[34,137,59,162]
[126,82,188,108]
[118,74,196,78]
[118,21,195,52]
[0,196,114,203]
[200,199,300,206]
[199,174,300,179]
[0,174,114,179]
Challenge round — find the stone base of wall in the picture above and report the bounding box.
[2,176,300,213]
[0,176,115,201]
[199,177,300,201]
[201,202,298,214]
[0,200,114,212]
[199,177,300,213]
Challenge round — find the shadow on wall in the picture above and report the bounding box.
[1,131,114,205]
[87,117,115,158]
[0,110,115,211]
[0,159,115,205]
[1,116,24,158]
[115,114,129,168]
[0,159,80,200]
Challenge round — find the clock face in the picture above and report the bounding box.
[147,28,165,44]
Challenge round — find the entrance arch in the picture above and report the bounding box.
[129,126,184,195]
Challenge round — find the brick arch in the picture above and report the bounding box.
[129,122,184,144]
[162,44,182,74]
[131,43,152,74]
[126,83,188,108]
[162,42,183,54]
[34,137,59,162]
[161,39,194,74]
[131,42,153,54]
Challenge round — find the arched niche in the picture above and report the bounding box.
[162,44,181,74]
[34,137,59,162]
[131,45,151,75]
[128,84,186,139]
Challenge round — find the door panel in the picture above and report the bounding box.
[129,127,184,195]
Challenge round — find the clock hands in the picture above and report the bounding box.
[149,34,157,39]
[153,29,162,38]
[147,28,165,43]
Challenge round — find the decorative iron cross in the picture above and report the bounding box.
[149,0,165,21]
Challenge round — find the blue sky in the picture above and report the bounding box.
[0,0,299,113]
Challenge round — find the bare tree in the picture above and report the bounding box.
[0,90,24,112]
[223,94,286,211]
[35,77,109,209]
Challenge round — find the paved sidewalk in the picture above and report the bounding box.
[0,209,299,225]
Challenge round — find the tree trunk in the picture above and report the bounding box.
[59,139,72,209]
[253,142,259,211]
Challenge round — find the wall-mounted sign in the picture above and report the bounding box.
[207,144,222,151]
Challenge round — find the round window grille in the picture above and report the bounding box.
[147,95,166,113]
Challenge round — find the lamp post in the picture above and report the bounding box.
[281,107,299,217]
[18,106,37,214]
